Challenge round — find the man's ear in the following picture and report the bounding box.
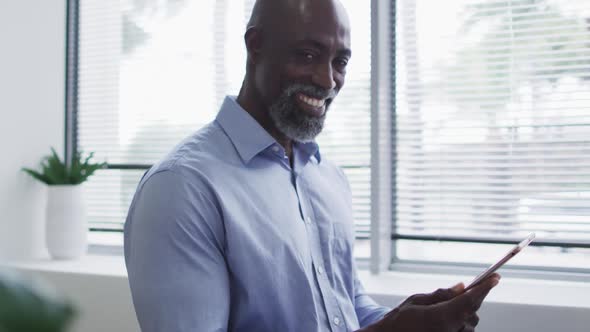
[244,27,262,65]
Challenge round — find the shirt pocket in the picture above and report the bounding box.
[327,221,356,300]
[329,221,354,274]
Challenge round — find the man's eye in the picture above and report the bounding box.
[335,58,349,68]
[297,51,315,63]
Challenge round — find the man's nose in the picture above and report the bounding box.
[312,63,337,91]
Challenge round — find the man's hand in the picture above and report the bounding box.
[360,274,500,332]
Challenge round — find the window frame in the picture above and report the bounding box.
[386,0,590,278]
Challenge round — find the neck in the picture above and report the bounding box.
[237,83,294,158]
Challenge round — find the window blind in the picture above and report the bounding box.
[75,0,372,238]
[395,0,590,249]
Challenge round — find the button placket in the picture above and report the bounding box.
[308,225,345,331]
[299,182,348,332]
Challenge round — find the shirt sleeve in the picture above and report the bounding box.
[353,265,391,328]
[124,170,229,332]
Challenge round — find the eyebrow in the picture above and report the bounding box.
[296,39,352,58]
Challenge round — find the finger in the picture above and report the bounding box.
[407,283,465,306]
[445,277,499,320]
[460,325,475,332]
[466,274,500,304]
[400,293,427,306]
[467,313,480,327]
[467,272,501,291]
[488,272,501,280]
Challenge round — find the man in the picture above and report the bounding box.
[124,0,500,331]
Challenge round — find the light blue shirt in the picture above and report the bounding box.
[124,96,389,332]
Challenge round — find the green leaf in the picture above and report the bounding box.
[21,168,51,185]
[21,147,107,185]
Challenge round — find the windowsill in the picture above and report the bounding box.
[358,269,590,309]
[2,254,128,278]
[3,253,589,309]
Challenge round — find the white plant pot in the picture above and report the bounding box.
[46,185,88,259]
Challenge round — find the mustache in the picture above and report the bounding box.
[283,83,337,100]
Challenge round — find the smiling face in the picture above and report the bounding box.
[245,0,352,143]
[268,82,337,142]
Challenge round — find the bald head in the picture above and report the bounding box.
[248,0,348,26]
[247,0,350,45]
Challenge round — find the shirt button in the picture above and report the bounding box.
[305,216,312,225]
[333,316,341,326]
[272,146,280,153]
[317,266,324,275]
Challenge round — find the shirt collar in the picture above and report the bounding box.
[295,141,322,164]
[215,96,322,165]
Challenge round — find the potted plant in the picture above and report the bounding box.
[22,148,106,260]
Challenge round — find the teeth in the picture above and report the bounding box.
[299,95,325,108]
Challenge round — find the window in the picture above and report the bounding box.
[394,0,590,271]
[70,0,373,256]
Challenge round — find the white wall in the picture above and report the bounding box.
[0,0,66,259]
